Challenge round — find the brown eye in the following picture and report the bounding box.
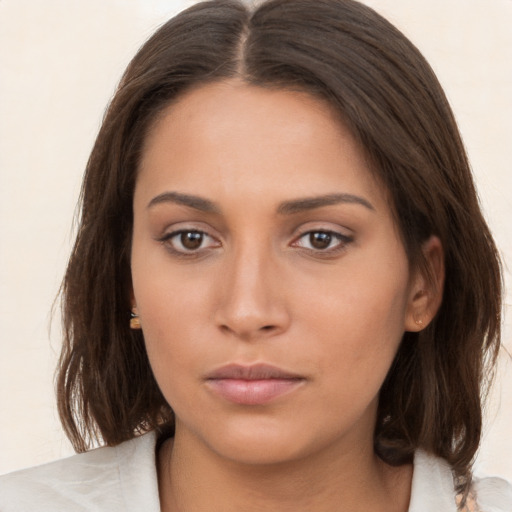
[161,229,220,255]
[292,229,353,255]
[309,232,332,249]
[180,231,203,250]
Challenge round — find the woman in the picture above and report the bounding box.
[1,0,511,510]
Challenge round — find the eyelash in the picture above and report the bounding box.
[158,230,219,256]
[291,230,353,256]
[157,229,353,258]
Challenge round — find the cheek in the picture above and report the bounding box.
[300,252,410,389]
[139,302,204,414]
[131,251,210,388]
[136,281,208,366]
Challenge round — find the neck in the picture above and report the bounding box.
[157,428,412,512]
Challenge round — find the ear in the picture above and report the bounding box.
[129,288,142,329]
[129,287,139,314]
[404,235,445,332]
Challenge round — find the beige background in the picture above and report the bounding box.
[1,0,511,479]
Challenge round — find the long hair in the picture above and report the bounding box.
[57,0,502,497]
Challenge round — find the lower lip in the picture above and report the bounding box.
[206,378,304,405]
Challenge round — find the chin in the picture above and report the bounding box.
[187,414,342,468]
[211,434,310,467]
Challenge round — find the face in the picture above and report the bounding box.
[131,80,421,466]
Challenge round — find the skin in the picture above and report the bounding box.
[131,80,443,512]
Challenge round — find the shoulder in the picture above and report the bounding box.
[0,431,160,512]
[409,450,512,512]
[469,474,512,512]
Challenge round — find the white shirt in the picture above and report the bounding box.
[1,431,511,511]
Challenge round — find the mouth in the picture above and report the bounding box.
[204,363,306,405]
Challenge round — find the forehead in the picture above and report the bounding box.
[143,80,347,154]
[136,80,387,214]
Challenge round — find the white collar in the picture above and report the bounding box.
[408,449,457,511]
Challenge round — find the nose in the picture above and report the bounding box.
[213,246,291,340]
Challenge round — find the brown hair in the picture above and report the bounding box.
[57,0,502,497]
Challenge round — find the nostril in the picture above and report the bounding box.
[261,325,275,331]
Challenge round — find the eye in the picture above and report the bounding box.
[160,230,220,254]
[293,230,352,253]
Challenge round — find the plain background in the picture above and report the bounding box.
[1,0,511,480]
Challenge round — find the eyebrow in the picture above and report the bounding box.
[276,193,375,215]
[147,191,375,215]
[147,191,220,213]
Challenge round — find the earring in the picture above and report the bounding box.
[130,309,141,329]
[414,317,424,327]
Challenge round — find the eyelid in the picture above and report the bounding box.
[290,226,354,255]
[293,230,352,246]
[157,226,222,256]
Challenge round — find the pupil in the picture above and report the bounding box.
[181,231,203,250]
[310,232,331,249]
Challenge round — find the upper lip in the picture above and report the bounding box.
[205,363,304,380]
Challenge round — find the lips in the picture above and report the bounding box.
[205,364,305,405]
